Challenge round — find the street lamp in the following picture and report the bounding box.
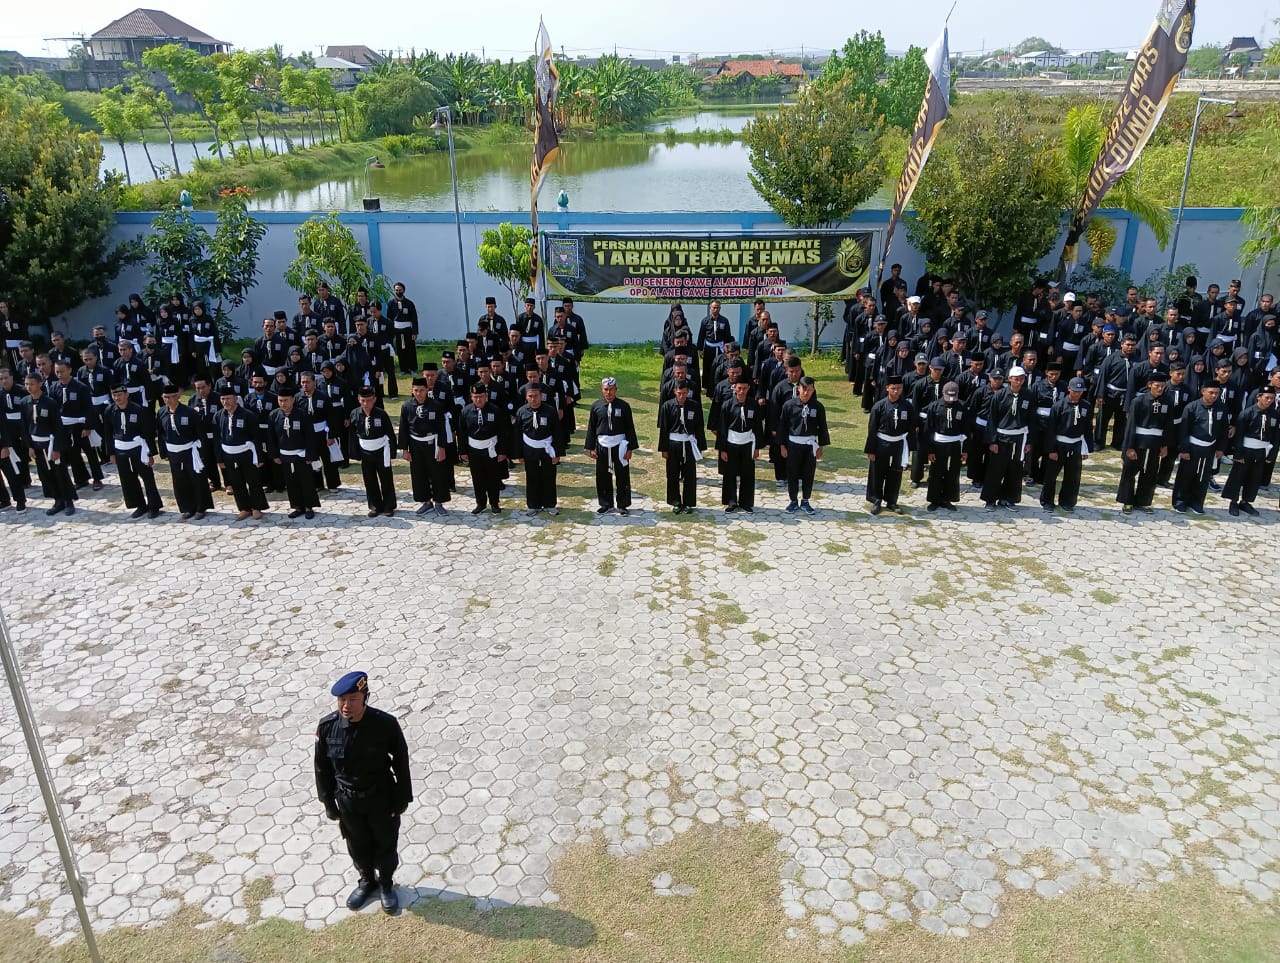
[362,155,384,212]
[1167,95,1242,278]
[431,106,471,323]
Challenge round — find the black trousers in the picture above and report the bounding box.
[168,453,212,515]
[786,442,817,502]
[360,456,396,512]
[523,451,558,509]
[314,437,343,489]
[1041,445,1083,508]
[719,444,755,508]
[336,789,400,883]
[0,451,26,507]
[965,430,988,485]
[200,438,223,490]
[1173,448,1216,509]
[117,451,163,511]
[393,329,418,374]
[33,446,75,507]
[1116,446,1162,507]
[1223,455,1268,506]
[222,459,268,511]
[1095,395,1126,449]
[281,457,321,509]
[380,350,399,398]
[407,441,450,504]
[768,441,786,481]
[67,430,104,486]
[926,443,963,506]
[467,452,503,508]
[982,437,1025,505]
[595,445,632,509]
[666,446,698,506]
[866,439,906,506]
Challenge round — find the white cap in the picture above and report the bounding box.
[1063,292,1077,301]
[1007,365,1027,378]
[907,296,921,305]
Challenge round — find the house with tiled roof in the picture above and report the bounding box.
[707,59,806,81]
[324,45,385,67]
[86,8,228,62]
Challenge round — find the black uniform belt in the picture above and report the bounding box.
[337,784,380,800]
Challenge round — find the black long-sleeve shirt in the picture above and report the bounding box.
[314,707,412,811]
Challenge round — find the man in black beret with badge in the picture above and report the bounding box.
[315,671,411,914]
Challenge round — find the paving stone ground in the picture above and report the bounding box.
[0,459,1277,949]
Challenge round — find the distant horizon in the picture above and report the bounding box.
[2,0,1271,65]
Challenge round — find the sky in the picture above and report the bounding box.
[3,0,1273,61]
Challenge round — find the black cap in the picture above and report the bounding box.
[421,362,438,372]
[273,310,288,320]
[276,384,297,397]
[484,296,497,305]
[411,377,428,387]
[471,383,489,394]
[886,375,904,386]
[1148,371,1169,383]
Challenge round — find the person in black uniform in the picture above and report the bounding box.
[21,372,76,516]
[267,385,321,519]
[399,377,452,516]
[515,383,563,516]
[349,386,397,517]
[780,377,831,515]
[657,378,707,514]
[0,374,27,512]
[584,377,639,516]
[864,375,914,515]
[1223,384,1279,517]
[50,359,105,491]
[921,381,966,512]
[715,377,764,514]
[696,301,732,399]
[157,382,212,520]
[1116,371,1172,515]
[214,385,268,521]
[386,282,419,375]
[1173,382,1227,515]
[106,383,163,518]
[315,671,411,914]
[983,366,1032,510]
[458,382,509,514]
[1042,377,1093,513]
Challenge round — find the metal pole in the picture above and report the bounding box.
[445,110,471,326]
[0,601,104,963]
[1168,95,1236,282]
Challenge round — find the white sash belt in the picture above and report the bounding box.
[1035,406,1052,417]
[1061,342,1081,352]
[467,435,499,457]
[997,426,1029,460]
[668,431,703,461]
[61,416,86,426]
[279,447,307,459]
[30,434,55,462]
[221,441,256,459]
[1242,436,1272,453]
[522,433,558,459]
[726,428,756,447]
[90,394,109,406]
[114,436,152,459]
[394,321,412,330]
[1135,426,1164,437]
[409,433,438,444]
[193,334,219,363]
[165,439,205,472]
[1055,434,1089,455]
[126,385,144,397]
[358,435,391,467]
[161,335,180,365]
[596,432,630,462]
[790,433,821,455]
[1189,435,1216,448]
[875,431,907,462]
[974,417,988,427]
[933,432,966,445]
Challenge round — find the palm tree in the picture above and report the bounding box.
[1058,103,1171,267]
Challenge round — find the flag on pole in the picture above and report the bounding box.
[530,18,560,296]
[877,25,950,293]
[1061,0,1195,264]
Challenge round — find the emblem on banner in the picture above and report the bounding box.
[835,237,869,279]
[550,237,582,279]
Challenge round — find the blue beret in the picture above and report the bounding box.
[331,671,368,696]
[1102,324,1118,333]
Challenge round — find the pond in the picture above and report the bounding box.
[100,136,293,184]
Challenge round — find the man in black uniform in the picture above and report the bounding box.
[267,385,321,519]
[921,381,965,511]
[584,377,639,516]
[983,366,1032,510]
[315,671,411,914]
[1042,377,1093,513]
[1116,370,1172,515]
[515,383,563,516]
[657,379,707,514]
[864,375,914,515]
[214,385,268,521]
[386,282,420,375]
[50,359,105,491]
[696,301,732,398]
[349,386,397,517]
[780,377,831,515]
[458,382,509,514]
[1173,382,1227,515]
[715,377,764,514]
[157,382,212,520]
[398,376,452,516]
[106,383,163,519]
[1223,384,1279,517]
[21,372,76,517]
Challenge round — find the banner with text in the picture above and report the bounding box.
[541,231,877,302]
